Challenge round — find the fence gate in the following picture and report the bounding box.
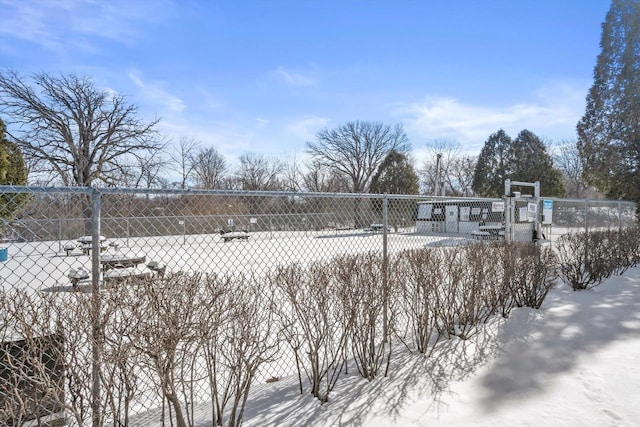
[504,179,540,242]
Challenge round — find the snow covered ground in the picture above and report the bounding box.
[3,229,639,426]
[239,265,640,427]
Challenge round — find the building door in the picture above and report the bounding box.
[445,205,458,233]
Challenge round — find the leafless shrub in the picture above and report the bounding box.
[462,243,506,324]
[392,248,442,355]
[333,253,391,381]
[557,231,617,290]
[502,242,557,309]
[270,262,350,404]
[100,282,147,427]
[211,273,280,427]
[122,272,204,427]
[0,289,65,427]
[609,227,640,275]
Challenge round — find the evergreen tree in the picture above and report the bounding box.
[0,117,28,223]
[370,149,420,195]
[508,130,566,196]
[577,0,640,207]
[472,129,511,197]
[370,150,419,231]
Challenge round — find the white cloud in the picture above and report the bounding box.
[128,70,186,112]
[397,83,587,153]
[285,116,330,141]
[0,0,174,52]
[275,67,318,87]
[255,118,269,128]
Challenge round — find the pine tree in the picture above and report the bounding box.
[0,117,28,222]
[370,150,419,231]
[577,0,640,206]
[509,130,566,196]
[370,150,420,195]
[472,129,511,197]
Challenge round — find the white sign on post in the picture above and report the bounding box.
[491,201,505,212]
[527,202,537,222]
[542,200,553,224]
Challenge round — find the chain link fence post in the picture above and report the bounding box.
[382,194,389,342]
[91,188,103,427]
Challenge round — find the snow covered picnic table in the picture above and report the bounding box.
[100,253,146,271]
[220,231,250,242]
[75,235,108,255]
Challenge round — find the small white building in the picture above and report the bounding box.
[415,198,504,235]
[415,197,537,241]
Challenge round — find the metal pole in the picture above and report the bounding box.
[585,200,589,233]
[90,188,102,427]
[382,195,389,343]
[618,201,622,232]
[435,153,441,196]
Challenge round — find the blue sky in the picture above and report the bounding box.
[0,0,611,165]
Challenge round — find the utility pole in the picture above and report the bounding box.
[435,153,442,196]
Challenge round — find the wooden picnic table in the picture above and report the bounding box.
[478,225,505,240]
[103,266,153,283]
[221,231,250,243]
[100,254,146,271]
[77,235,108,255]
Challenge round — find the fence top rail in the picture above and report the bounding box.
[0,185,636,207]
[0,185,435,200]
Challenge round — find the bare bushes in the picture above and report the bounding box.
[0,290,65,426]
[557,227,640,290]
[108,272,280,427]
[393,242,558,349]
[270,252,393,404]
[1,271,280,427]
[270,263,350,404]
[501,242,557,309]
[206,274,280,427]
[393,248,442,354]
[333,253,391,381]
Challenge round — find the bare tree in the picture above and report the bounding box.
[192,147,228,189]
[307,121,410,193]
[0,71,162,187]
[421,140,475,196]
[120,149,170,189]
[302,160,350,193]
[553,140,594,199]
[282,154,304,193]
[169,137,201,189]
[235,152,283,191]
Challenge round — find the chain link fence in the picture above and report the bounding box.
[0,185,636,426]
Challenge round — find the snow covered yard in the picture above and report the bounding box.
[239,265,640,426]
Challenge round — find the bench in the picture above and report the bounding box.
[471,230,491,241]
[221,231,250,243]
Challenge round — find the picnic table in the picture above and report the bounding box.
[100,253,146,271]
[473,225,505,240]
[77,235,108,255]
[103,266,153,283]
[366,223,384,232]
[220,231,250,243]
